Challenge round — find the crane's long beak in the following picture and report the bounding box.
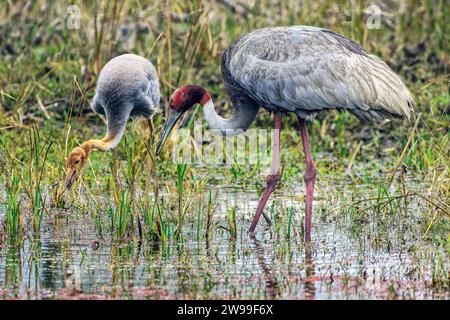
[63,168,78,192]
[156,109,183,156]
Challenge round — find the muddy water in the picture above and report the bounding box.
[0,178,448,300]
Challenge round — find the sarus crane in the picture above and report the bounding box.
[156,26,414,241]
[64,54,160,190]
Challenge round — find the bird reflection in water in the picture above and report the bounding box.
[303,241,316,299]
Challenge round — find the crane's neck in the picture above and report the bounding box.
[202,96,259,136]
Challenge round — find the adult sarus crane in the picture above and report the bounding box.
[156,26,414,241]
[64,54,160,190]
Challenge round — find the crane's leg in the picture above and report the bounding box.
[298,118,316,242]
[249,114,282,233]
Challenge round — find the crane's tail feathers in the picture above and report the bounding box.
[351,55,415,123]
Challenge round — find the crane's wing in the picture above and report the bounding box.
[224,26,414,121]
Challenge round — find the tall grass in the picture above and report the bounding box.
[205,190,215,239]
[107,189,133,240]
[24,126,53,234]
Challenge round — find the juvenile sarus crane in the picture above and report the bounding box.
[65,54,160,190]
[156,26,414,241]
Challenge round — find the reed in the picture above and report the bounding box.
[226,206,237,237]
[175,163,188,236]
[5,172,21,242]
[21,126,53,234]
[107,189,133,240]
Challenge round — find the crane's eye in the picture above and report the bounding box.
[74,160,80,165]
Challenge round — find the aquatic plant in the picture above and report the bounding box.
[107,189,133,240]
[5,172,21,242]
[23,126,53,234]
[0,0,447,300]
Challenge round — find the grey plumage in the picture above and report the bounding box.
[92,54,160,146]
[220,26,414,124]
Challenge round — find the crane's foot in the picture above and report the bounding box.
[249,172,280,233]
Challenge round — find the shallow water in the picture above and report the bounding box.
[0,176,448,300]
